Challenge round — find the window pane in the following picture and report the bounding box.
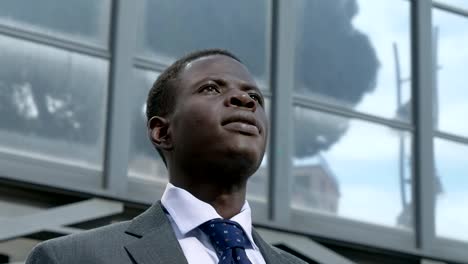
[434,138,468,242]
[292,108,413,228]
[128,70,168,182]
[433,10,468,137]
[294,0,411,121]
[137,0,269,85]
[0,35,108,169]
[128,68,270,202]
[0,0,111,46]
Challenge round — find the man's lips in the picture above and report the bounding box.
[222,113,260,135]
[223,122,259,135]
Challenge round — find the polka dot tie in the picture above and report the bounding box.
[199,219,253,264]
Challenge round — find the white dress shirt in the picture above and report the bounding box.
[161,183,266,264]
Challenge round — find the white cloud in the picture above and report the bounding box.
[438,102,468,137]
[436,191,468,241]
[338,184,403,227]
[325,119,410,162]
[434,138,468,162]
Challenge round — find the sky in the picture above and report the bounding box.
[294,0,468,242]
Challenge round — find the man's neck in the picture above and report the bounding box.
[170,180,247,219]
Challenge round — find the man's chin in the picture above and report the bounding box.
[230,154,259,171]
[206,152,262,179]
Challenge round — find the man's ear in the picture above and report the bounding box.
[147,116,173,150]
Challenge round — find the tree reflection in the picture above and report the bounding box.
[0,36,106,165]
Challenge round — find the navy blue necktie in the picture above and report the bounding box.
[199,219,253,264]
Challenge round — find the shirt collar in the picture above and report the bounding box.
[161,182,258,249]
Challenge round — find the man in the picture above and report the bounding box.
[26,49,306,264]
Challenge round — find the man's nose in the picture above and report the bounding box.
[225,91,257,111]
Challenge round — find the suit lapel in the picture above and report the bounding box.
[123,202,287,264]
[124,202,189,264]
[253,229,289,264]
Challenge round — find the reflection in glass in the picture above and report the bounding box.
[0,0,111,46]
[433,10,468,137]
[137,0,268,83]
[128,68,269,201]
[0,35,108,169]
[294,0,411,120]
[292,108,413,228]
[434,138,468,242]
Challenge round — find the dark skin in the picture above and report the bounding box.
[148,55,268,219]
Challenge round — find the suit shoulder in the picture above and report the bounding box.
[46,220,131,246]
[26,221,133,264]
[26,240,59,264]
[272,246,309,264]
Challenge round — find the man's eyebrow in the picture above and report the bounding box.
[240,82,262,95]
[192,77,262,95]
[191,76,220,89]
[215,77,262,95]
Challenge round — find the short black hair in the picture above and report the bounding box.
[146,49,241,121]
[146,49,242,164]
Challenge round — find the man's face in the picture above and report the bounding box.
[169,55,268,177]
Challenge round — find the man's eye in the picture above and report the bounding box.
[201,85,219,94]
[249,93,263,105]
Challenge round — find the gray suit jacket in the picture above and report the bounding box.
[26,202,306,264]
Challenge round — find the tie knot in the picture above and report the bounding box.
[199,219,250,252]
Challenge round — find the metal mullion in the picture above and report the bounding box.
[433,1,468,17]
[268,0,297,225]
[264,0,273,92]
[432,237,468,264]
[434,131,468,145]
[102,0,141,196]
[411,0,436,253]
[0,151,102,192]
[293,95,414,132]
[0,23,110,59]
[134,57,169,72]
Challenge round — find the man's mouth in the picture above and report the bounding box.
[222,114,260,135]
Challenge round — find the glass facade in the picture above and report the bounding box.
[1,0,467,263]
